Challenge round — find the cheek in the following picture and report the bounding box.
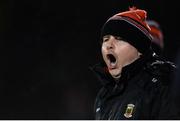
[120,46,138,62]
[127,46,138,56]
[101,46,107,60]
[116,46,129,56]
[116,45,136,60]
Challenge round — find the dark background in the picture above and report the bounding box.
[0,0,179,119]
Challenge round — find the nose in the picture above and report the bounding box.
[106,36,115,50]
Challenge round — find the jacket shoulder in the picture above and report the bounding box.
[145,58,176,84]
[135,58,176,94]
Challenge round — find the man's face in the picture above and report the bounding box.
[101,35,140,79]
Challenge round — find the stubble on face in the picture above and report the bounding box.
[102,35,140,79]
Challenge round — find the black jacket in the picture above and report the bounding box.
[91,52,179,120]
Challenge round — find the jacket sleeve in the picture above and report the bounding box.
[94,87,106,120]
[157,84,180,119]
[148,61,180,119]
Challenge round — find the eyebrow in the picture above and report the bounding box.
[114,36,123,39]
[103,35,111,38]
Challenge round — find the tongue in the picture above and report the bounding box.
[107,54,117,69]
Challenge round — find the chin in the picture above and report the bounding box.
[112,74,121,79]
[109,69,121,79]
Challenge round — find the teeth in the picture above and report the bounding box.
[110,62,116,68]
[106,54,117,69]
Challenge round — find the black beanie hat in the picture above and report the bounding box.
[101,8,153,54]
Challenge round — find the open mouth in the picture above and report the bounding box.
[107,54,117,64]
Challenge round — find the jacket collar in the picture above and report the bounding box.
[90,51,153,87]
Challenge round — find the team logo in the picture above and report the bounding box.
[124,104,135,118]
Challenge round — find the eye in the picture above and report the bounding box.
[103,38,109,42]
[114,36,122,40]
[103,36,110,42]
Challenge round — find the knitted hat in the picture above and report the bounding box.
[146,20,164,49]
[101,7,153,54]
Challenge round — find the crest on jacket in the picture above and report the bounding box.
[124,104,135,118]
